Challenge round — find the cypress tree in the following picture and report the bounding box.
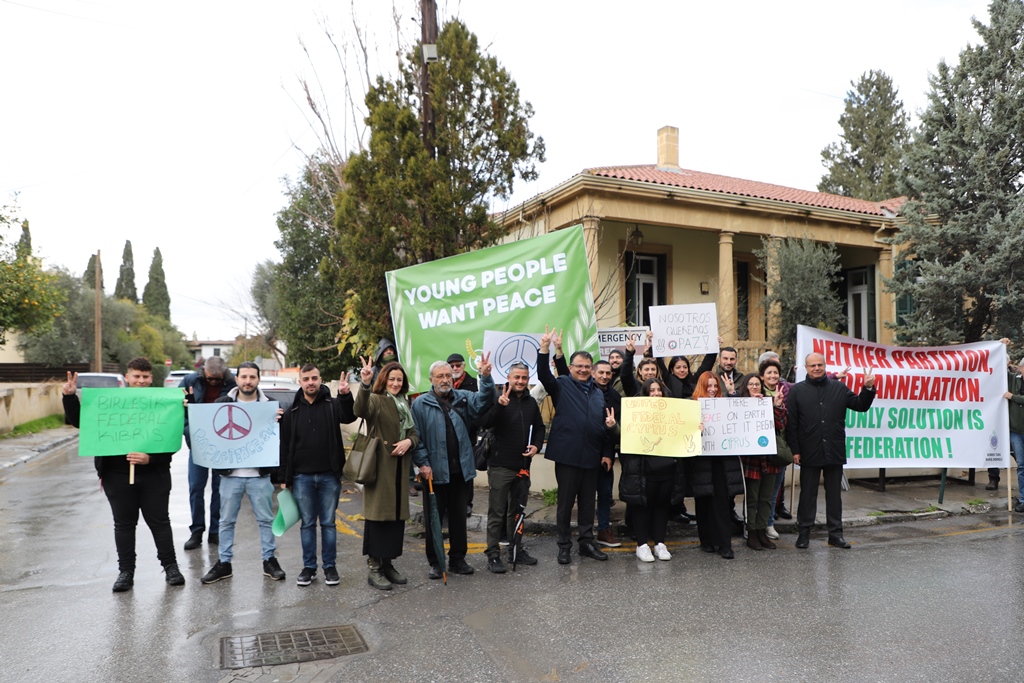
[83,253,104,290]
[113,240,138,303]
[142,247,171,320]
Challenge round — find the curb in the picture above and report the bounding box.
[0,433,78,472]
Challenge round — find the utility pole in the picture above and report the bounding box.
[420,0,438,159]
[93,250,102,372]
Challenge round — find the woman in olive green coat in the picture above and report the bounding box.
[354,359,419,590]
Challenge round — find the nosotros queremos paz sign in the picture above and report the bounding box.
[78,387,185,457]
[795,325,1010,469]
[386,225,599,392]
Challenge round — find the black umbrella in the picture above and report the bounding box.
[508,455,532,570]
[426,478,447,584]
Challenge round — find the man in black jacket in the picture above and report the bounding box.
[785,353,875,549]
[278,364,355,587]
[62,358,185,592]
[478,363,545,573]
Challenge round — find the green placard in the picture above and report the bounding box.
[78,387,185,456]
[386,225,599,392]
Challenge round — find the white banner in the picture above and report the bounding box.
[483,330,544,384]
[649,303,719,358]
[794,326,1010,469]
[598,326,648,362]
[699,397,777,456]
[188,402,281,469]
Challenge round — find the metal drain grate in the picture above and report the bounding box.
[220,625,368,669]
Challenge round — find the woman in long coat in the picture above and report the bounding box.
[354,359,419,590]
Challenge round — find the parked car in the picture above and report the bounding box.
[164,370,190,388]
[262,385,298,410]
[75,372,127,398]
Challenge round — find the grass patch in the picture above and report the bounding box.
[867,510,885,517]
[966,498,986,506]
[2,414,65,439]
[912,505,940,513]
[541,488,558,506]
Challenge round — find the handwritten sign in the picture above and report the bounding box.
[699,397,777,456]
[648,303,719,358]
[620,396,703,457]
[78,387,185,456]
[598,326,648,362]
[187,402,281,468]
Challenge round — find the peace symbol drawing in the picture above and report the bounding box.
[213,404,252,440]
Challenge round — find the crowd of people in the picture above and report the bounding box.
[61,330,888,593]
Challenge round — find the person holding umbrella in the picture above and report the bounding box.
[411,354,495,579]
[353,357,420,591]
[477,362,546,573]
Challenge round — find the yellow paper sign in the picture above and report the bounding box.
[620,397,703,457]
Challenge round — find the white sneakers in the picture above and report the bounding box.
[637,543,672,561]
[636,544,655,562]
[766,526,780,540]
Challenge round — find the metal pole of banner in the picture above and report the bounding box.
[938,468,947,504]
[790,465,796,515]
[1008,466,1013,512]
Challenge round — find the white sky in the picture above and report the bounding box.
[0,0,991,341]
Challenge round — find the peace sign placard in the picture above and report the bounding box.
[187,401,281,468]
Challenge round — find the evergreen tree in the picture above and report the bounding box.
[888,0,1024,344]
[818,70,910,201]
[113,240,138,303]
[15,221,31,260]
[755,237,845,374]
[142,247,171,320]
[83,253,103,290]
[327,19,544,348]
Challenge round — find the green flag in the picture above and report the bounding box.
[78,387,185,456]
[386,225,599,392]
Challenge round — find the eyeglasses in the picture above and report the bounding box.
[450,362,464,368]
[571,364,592,370]
[206,376,224,383]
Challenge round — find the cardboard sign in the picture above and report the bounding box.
[648,303,719,357]
[620,396,703,457]
[78,387,185,456]
[699,397,777,456]
[187,402,281,468]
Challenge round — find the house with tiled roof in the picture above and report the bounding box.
[498,125,902,364]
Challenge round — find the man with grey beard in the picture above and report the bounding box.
[411,355,495,579]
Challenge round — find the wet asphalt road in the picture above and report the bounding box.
[0,441,1021,683]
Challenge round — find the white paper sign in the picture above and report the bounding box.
[483,330,545,384]
[649,303,719,357]
[698,397,777,456]
[188,402,281,468]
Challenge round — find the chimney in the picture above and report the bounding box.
[657,125,679,170]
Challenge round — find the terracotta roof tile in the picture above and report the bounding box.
[586,165,903,217]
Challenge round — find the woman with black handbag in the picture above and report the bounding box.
[354,358,419,590]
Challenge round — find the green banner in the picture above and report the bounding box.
[78,387,185,456]
[386,225,599,392]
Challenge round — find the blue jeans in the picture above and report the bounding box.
[188,452,221,534]
[218,475,276,563]
[1011,431,1024,503]
[767,465,787,527]
[293,473,340,569]
[597,465,614,531]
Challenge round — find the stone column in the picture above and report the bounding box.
[765,236,782,347]
[581,215,601,298]
[877,245,894,345]
[718,232,737,343]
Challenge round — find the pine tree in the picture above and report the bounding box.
[888,0,1024,344]
[818,70,910,201]
[83,253,103,290]
[142,247,171,320]
[328,19,544,347]
[113,240,138,303]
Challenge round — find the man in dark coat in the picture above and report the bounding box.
[448,352,479,518]
[785,352,875,549]
[180,356,237,550]
[537,327,615,565]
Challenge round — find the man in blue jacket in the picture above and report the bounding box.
[537,327,615,565]
[411,354,494,579]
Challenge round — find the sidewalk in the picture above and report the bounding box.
[412,467,1019,537]
[0,426,78,472]
[1,428,1014,534]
